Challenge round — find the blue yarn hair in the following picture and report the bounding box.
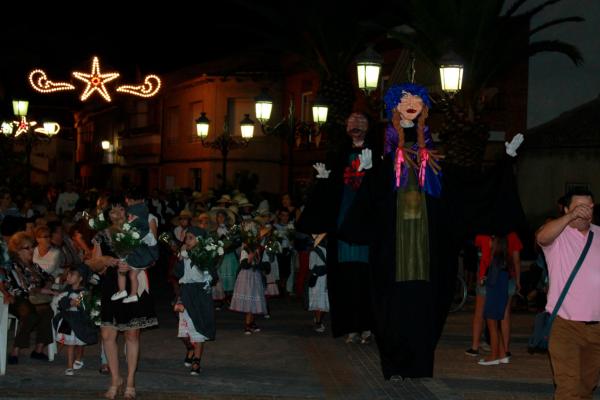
[384,83,432,120]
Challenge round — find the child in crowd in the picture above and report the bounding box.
[478,236,511,366]
[230,221,268,334]
[308,234,329,332]
[53,264,98,376]
[174,226,216,375]
[111,189,158,304]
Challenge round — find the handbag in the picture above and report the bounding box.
[530,231,594,349]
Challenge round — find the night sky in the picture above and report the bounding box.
[527,0,600,128]
[0,1,596,128]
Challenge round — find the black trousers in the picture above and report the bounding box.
[9,296,53,349]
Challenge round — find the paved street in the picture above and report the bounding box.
[1,289,598,399]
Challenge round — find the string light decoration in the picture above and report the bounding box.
[116,74,162,98]
[34,122,60,136]
[72,56,120,102]
[13,116,37,138]
[1,122,13,136]
[29,70,75,93]
[29,56,163,102]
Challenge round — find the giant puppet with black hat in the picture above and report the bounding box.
[297,112,375,343]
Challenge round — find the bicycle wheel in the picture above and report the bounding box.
[449,275,467,313]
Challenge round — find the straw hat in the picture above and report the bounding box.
[216,194,233,205]
[209,206,236,225]
[237,197,254,209]
[171,209,193,225]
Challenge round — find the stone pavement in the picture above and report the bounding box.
[1,290,598,399]
[437,300,600,400]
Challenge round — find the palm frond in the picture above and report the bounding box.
[529,16,585,36]
[517,0,562,18]
[504,0,531,17]
[529,40,584,65]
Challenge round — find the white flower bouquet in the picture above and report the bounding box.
[111,222,143,259]
[87,211,110,231]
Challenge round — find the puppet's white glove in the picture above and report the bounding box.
[358,148,373,171]
[505,133,524,157]
[313,162,331,179]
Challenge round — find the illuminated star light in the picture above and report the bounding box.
[72,56,120,102]
[13,116,37,137]
[1,122,14,136]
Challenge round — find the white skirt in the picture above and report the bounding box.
[56,331,86,346]
[308,275,329,312]
[178,310,209,343]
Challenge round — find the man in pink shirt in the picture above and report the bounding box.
[536,188,600,400]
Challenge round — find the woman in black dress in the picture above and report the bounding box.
[88,198,158,399]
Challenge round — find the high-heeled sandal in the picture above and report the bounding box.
[104,378,123,400]
[124,386,136,399]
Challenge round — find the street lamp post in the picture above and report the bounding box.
[195,114,254,192]
[253,91,328,195]
[2,99,60,185]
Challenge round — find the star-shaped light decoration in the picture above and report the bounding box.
[72,56,120,102]
[13,116,37,138]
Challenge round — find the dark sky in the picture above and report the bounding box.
[527,0,600,127]
[1,1,594,128]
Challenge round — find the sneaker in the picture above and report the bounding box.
[244,326,253,335]
[505,351,512,358]
[480,342,491,352]
[465,348,480,356]
[184,352,194,367]
[250,323,261,333]
[190,358,201,376]
[478,358,500,366]
[264,314,271,319]
[499,356,510,364]
[111,290,128,301]
[65,368,75,376]
[73,360,84,370]
[122,295,139,304]
[314,323,325,333]
[30,351,48,361]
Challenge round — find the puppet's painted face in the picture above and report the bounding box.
[396,92,424,123]
[346,113,368,145]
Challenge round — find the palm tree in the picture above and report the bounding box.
[387,0,584,167]
[233,1,401,146]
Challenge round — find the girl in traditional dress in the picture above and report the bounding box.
[174,226,216,375]
[308,234,329,333]
[53,264,98,376]
[229,221,267,334]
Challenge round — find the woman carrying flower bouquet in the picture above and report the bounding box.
[88,197,158,400]
[174,226,218,375]
[229,222,267,334]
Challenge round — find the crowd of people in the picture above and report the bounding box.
[0,81,598,400]
[0,182,332,399]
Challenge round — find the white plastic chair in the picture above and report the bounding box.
[0,294,8,375]
[7,313,17,337]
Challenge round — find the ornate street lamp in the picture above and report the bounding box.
[12,100,29,117]
[240,114,255,139]
[195,112,210,138]
[312,96,328,125]
[193,114,252,191]
[439,51,464,93]
[356,46,383,94]
[254,90,273,124]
